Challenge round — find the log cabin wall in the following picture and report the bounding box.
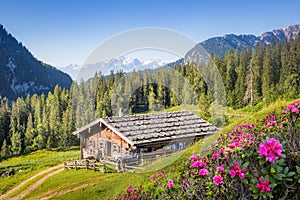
[100,127,129,158]
[81,123,129,160]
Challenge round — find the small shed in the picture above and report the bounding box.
[73,110,218,160]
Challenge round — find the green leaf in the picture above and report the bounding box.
[251,178,258,184]
[270,183,277,187]
[278,158,285,165]
[241,179,249,184]
[286,172,296,177]
[241,161,250,169]
[284,167,289,174]
[274,174,282,180]
[259,159,266,165]
[266,192,273,198]
[261,168,268,174]
[254,193,259,199]
[296,166,300,174]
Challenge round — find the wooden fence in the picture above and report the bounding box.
[64,149,178,173]
[64,160,106,172]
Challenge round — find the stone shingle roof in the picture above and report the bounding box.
[100,110,218,146]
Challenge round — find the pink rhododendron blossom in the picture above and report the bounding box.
[292,107,299,114]
[213,174,223,185]
[228,162,246,179]
[198,168,209,176]
[166,179,174,189]
[287,105,294,111]
[256,177,271,193]
[258,138,282,163]
[217,164,225,173]
[219,148,225,154]
[191,160,207,168]
[190,154,198,161]
[211,153,220,160]
[282,110,287,114]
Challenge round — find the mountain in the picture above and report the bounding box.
[200,24,300,57]
[0,25,72,100]
[60,24,300,80]
[59,56,169,80]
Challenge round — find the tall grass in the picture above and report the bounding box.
[0,147,79,195]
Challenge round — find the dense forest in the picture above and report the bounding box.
[0,36,299,158]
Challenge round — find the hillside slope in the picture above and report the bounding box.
[0,25,72,100]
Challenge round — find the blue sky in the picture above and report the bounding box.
[1,0,300,66]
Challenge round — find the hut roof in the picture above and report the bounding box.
[74,110,218,146]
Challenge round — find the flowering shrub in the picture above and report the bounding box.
[258,138,282,163]
[111,100,300,199]
[111,184,143,200]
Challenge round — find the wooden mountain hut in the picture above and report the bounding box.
[73,110,218,161]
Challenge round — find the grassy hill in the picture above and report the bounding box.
[0,147,79,196]
[0,99,298,199]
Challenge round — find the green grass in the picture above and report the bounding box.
[24,169,150,200]
[0,147,79,195]
[2,99,298,199]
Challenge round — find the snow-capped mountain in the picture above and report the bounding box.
[200,24,300,57]
[59,56,170,80]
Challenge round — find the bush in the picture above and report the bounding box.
[111,100,300,199]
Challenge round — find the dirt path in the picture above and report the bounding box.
[0,164,64,200]
[28,174,113,200]
[32,183,90,200]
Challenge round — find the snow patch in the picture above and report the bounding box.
[7,57,17,72]
[13,81,49,94]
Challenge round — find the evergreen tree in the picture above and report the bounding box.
[1,139,9,158]
[24,113,35,150]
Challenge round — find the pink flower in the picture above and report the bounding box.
[287,105,294,111]
[182,179,189,184]
[191,161,207,168]
[198,168,209,176]
[282,110,287,114]
[292,107,299,114]
[256,177,271,193]
[219,148,225,154]
[217,164,225,173]
[213,174,223,185]
[228,162,246,179]
[190,154,199,161]
[258,138,282,163]
[166,179,174,189]
[127,185,133,193]
[212,153,220,160]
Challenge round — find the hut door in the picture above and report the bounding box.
[106,141,112,157]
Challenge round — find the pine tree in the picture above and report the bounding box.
[198,93,211,120]
[148,84,157,111]
[24,113,35,150]
[1,139,9,158]
[235,48,251,107]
